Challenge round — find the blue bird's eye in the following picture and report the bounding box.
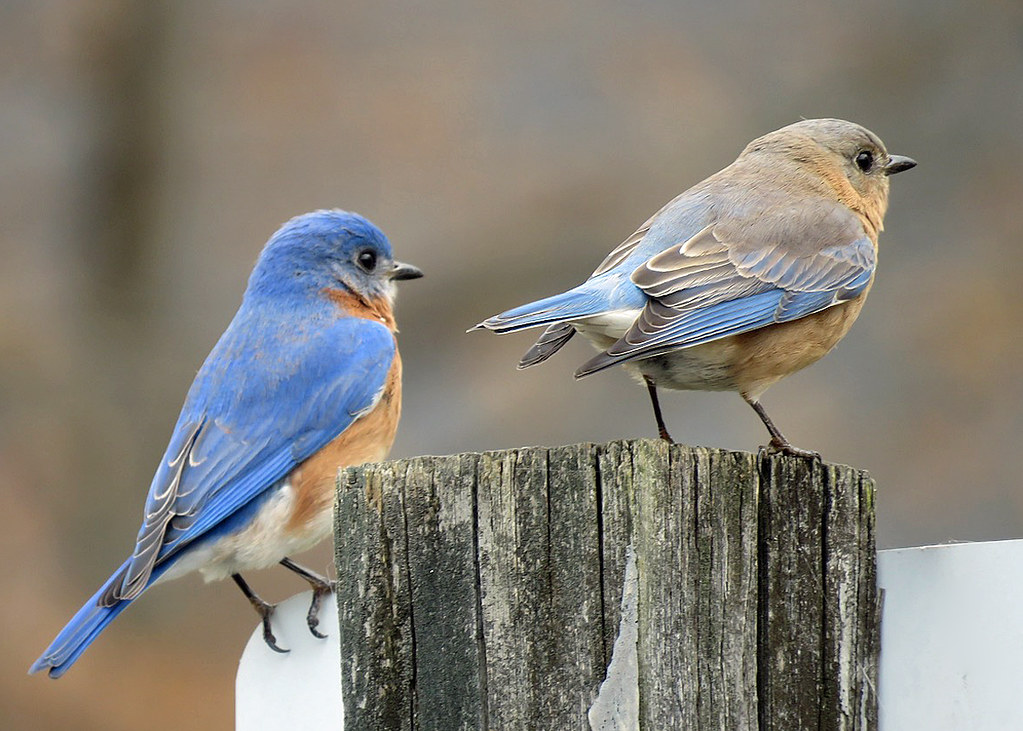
[356,249,378,273]
[854,150,874,173]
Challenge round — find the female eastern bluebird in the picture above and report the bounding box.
[476,119,915,457]
[31,209,421,678]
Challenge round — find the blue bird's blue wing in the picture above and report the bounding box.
[111,315,396,600]
[157,326,394,558]
[32,313,395,677]
[577,200,876,375]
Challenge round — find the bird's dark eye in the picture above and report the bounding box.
[356,249,377,272]
[854,150,874,173]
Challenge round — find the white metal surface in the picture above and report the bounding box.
[879,539,1023,731]
[236,590,343,731]
[236,541,1023,730]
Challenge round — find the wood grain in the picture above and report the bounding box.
[335,440,877,730]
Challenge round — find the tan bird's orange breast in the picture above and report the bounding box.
[729,291,869,399]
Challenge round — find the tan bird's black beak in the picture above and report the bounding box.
[390,261,424,281]
[884,155,917,175]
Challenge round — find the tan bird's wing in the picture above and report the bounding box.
[576,199,875,376]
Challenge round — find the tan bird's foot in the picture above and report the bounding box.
[743,396,819,460]
[644,377,675,443]
[764,438,820,460]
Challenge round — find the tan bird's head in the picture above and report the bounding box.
[740,118,916,237]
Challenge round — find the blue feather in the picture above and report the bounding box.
[29,559,174,678]
[31,315,394,677]
[776,290,839,322]
[644,290,784,349]
[478,272,645,333]
[153,313,395,562]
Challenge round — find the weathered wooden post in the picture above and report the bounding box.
[334,439,877,730]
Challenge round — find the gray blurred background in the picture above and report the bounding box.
[4,0,1021,727]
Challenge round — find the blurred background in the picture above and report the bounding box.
[3,0,1021,727]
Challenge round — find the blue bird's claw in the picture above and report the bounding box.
[306,586,333,640]
[279,557,335,639]
[261,609,289,654]
[232,573,289,653]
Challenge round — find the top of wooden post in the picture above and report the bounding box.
[335,439,877,731]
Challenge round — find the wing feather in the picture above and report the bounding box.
[578,199,876,374]
[104,314,395,602]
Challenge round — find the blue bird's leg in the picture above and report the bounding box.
[279,557,335,639]
[643,377,675,443]
[741,395,820,460]
[231,573,288,653]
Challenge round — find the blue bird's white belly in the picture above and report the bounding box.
[158,480,336,584]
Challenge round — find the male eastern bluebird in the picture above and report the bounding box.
[31,209,422,678]
[475,119,915,456]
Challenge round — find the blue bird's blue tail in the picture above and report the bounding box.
[30,559,140,678]
[475,285,613,334]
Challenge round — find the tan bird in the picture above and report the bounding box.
[475,119,916,456]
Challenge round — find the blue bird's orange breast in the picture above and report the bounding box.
[283,287,403,534]
[285,350,402,534]
[324,287,398,330]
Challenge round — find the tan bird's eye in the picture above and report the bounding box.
[854,150,874,173]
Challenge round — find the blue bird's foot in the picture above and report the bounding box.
[259,609,288,653]
[279,557,336,639]
[232,573,288,653]
[305,584,334,639]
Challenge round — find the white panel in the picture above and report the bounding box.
[236,541,1023,730]
[879,540,1023,731]
[236,591,343,731]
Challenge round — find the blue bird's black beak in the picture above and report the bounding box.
[390,261,423,281]
[883,155,917,175]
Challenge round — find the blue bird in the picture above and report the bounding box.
[475,119,915,456]
[31,209,422,678]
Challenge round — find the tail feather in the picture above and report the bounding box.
[475,286,610,334]
[30,559,145,678]
[517,322,576,368]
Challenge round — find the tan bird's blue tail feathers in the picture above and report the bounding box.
[473,285,612,334]
[517,322,576,369]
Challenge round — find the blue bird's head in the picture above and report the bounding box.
[246,209,422,306]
